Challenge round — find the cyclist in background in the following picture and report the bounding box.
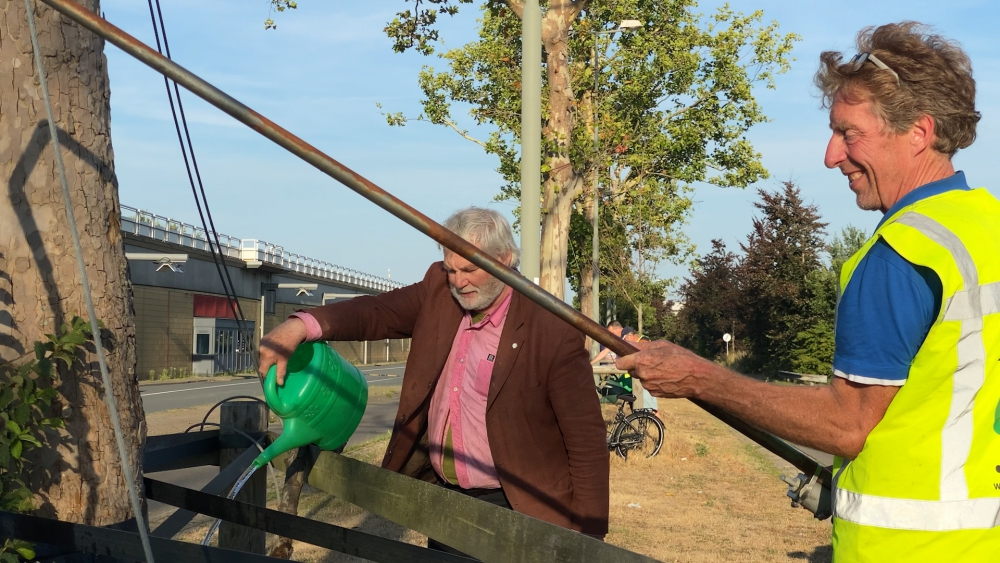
[623,328,659,417]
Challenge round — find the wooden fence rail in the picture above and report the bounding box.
[144,478,472,563]
[0,510,284,563]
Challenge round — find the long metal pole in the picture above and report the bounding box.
[590,32,602,353]
[519,0,541,283]
[39,0,830,487]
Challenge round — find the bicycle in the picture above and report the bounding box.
[600,384,665,460]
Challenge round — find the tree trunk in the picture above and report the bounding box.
[269,446,315,559]
[637,304,643,336]
[0,0,144,526]
[579,194,596,352]
[537,2,585,299]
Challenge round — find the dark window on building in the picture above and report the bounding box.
[264,289,276,315]
[196,333,211,355]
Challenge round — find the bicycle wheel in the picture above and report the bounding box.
[612,411,665,460]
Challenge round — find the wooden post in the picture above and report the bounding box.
[219,401,268,553]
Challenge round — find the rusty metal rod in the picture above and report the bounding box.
[40,0,831,486]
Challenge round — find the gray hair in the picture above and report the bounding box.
[441,207,521,269]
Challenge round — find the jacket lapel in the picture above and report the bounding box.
[487,292,525,411]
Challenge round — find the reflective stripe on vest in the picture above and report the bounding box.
[895,212,985,502]
[833,208,999,531]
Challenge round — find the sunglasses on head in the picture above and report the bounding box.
[849,52,901,86]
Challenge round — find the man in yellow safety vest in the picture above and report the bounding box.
[617,22,999,562]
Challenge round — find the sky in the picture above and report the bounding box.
[101,0,1000,293]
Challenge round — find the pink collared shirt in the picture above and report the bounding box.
[427,289,513,489]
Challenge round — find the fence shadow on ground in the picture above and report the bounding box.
[789,545,833,563]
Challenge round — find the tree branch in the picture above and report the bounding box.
[506,0,524,19]
[441,117,488,148]
[658,91,717,126]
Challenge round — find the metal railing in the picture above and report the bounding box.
[121,205,403,292]
[120,205,241,259]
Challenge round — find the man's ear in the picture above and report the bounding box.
[910,114,937,156]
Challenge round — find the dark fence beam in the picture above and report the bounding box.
[0,510,286,563]
[144,431,221,473]
[151,445,261,539]
[144,479,474,563]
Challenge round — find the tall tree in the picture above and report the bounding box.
[0,0,144,525]
[738,181,827,374]
[669,239,742,359]
[380,0,797,306]
[785,225,867,375]
[598,186,676,334]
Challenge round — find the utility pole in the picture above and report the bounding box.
[519,0,541,283]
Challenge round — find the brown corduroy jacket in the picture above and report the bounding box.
[306,262,610,536]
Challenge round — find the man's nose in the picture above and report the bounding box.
[824,133,845,169]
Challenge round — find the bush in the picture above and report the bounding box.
[0,317,97,560]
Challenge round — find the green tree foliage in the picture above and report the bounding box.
[670,239,742,358]
[785,225,868,374]
[0,318,100,560]
[668,182,869,376]
[379,0,798,302]
[385,0,475,55]
[265,1,298,30]
[738,182,827,374]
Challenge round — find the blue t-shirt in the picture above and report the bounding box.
[832,172,971,385]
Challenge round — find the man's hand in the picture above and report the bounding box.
[259,318,309,385]
[615,339,728,399]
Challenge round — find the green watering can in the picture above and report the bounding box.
[253,342,368,468]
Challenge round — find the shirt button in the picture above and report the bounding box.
[459,359,464,363]
[453,387,458,392]
[512,343,518,349]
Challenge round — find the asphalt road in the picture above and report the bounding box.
[140,363,406,414]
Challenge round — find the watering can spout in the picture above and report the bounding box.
[253,431,304,468]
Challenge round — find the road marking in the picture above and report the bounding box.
[141,381,258,397]
[142,374,398,397]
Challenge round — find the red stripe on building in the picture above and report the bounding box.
[193,294,237,318]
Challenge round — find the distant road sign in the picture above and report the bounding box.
[722,333,732,342]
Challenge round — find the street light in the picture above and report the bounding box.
[125,252,188,273]
[590,19,641,356]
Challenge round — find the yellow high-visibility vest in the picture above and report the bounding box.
[833,187,1000,562]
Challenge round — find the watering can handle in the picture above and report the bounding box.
[264,365,287,414]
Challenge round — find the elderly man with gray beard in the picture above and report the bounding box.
[259,207,610,556]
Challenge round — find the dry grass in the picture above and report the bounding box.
[604,399,832,563]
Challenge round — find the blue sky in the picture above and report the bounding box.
[103,1,999,293]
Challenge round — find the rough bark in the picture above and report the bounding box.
[537,0,586,299]
[0,0,144,526]
[579,192,596,351]
[269,446,315,559]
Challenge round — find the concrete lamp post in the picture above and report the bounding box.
[590,19,641,356]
